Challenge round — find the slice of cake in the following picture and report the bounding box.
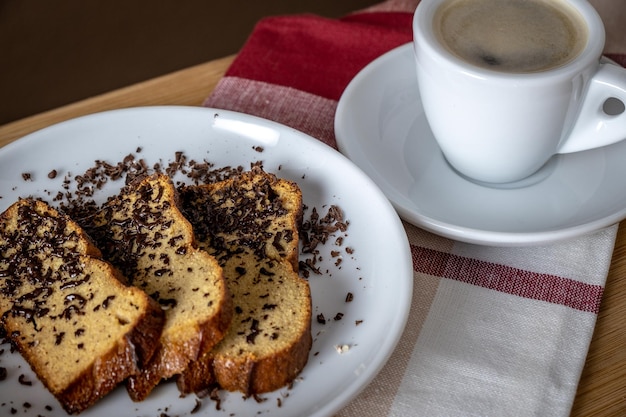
[180,168,302,270]
[0,199,165,414]
[176,169,312,396]
[84,173,232,401]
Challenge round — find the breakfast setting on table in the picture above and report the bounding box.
[0,0,625,416]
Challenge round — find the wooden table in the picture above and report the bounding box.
[0,55,624,417]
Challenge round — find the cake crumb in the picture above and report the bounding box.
[335,344,350,354]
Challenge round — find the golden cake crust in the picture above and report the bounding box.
[0,199,165,414]
[176,169,311,396]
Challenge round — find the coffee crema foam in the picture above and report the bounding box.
[434,0,588,73]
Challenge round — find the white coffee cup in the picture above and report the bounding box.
[413,0,626,184]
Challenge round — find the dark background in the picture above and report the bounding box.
[0,0,380,125]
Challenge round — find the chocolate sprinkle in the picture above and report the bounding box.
[190,398,202,414]
[18,374,32,386]
[299,205,350,278]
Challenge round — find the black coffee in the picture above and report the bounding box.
[434,0,587,73]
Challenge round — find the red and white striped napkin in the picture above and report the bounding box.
[204,1,625,415]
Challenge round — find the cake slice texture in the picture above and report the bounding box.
[0,199,165,414]
[176,169,312,396]
[180,168,302,270]
[84,173,232,401]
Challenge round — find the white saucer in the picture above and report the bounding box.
[335,43,626,246]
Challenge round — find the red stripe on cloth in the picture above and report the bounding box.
[226,12,413,101]
[411,245,604,313]
[606,53,626,68]
[204,77,338,147]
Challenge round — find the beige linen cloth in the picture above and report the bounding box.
[204,1,626,415]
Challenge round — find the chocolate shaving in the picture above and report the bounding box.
[246,319,260,344]
[190,398,202,414]
[299,205,350,277]
[209,387,222,410]
[18,374,32,386]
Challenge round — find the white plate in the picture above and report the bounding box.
[0,107,412,417]
[335,43,626,246]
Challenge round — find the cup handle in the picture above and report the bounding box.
[558,62,626,154]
